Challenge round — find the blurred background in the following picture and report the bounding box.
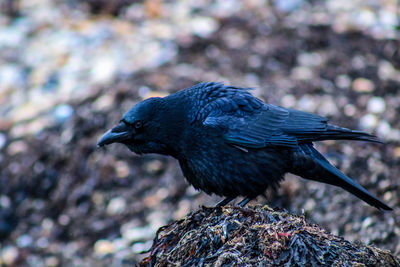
[0,0,399,265]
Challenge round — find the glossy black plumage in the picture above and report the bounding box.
[98,82,392,210]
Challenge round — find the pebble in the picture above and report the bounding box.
[359,114,378,130]
[387,129,400,142]
[173,199,191,219]
[297,52,322,67]
[361,217,373,229]
[291,66,313,81]
[1,246,19,265]
[131,240,153,254]
[211,0,242,18]
[0,133,6,149]
[343,104,356,116]
[53,104,74,123]
[335,75,351,89]
[352,78,375,92]
[107,197,127,215]
[393,147,400,158]
[280,94,297,108]
[114,161,130,178]
[58,214,70,226]
[366,97,386,113]
[0,24,26,47]
[0,195,11,208]
[304,199,316,211]
[93,95,113,110]
[121,226,154,242]
[190,17,219,38]
[45,256,59,267]
[41,218,54,232]
[378,60,400,81]
[247,55,262,68]
[355,10,377,27]
[318,96,338,116]
[94,239,115,256]
[144,159,164,174]
[17,234,33,248]
[273,0,304,12]
[90,55,118,84]
[383,191,393,202]
[223,28,247,49]
[7,140,28,155]
[112,238,128,252]
[297,94,317,112]
[376,121,391,137]
[0,64,25,91]
[113,250,132,263]
[37,237,49,249]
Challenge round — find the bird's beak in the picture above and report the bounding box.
[97,122,131,147]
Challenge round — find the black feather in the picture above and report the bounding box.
[98,82,392,210]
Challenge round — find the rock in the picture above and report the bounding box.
[291,66,313,81]
[297,94,317,112]
[121,225,154,243]
[378,60,400,81]
[131,240,153,254]
[45,256,59,267]
[273,0,305,12]
[335,74,351,89]
[144,159,164,175]
[393,147,400,158]
[190,17,219,38]
[360,113,378,130]
[352,78,375,92]
[7,140,28,155]
[140,206,400,266]
[107,197,127,215]
[297,52,322,67]
[367,97,386,113]
[1,246,19,265]
[94,239,115,256]
[280,94,297,108]
[114,161,130,178]
[53,104,74,123]
[376,121,391,138]
[16,234,33,248]
[0,133,6,149]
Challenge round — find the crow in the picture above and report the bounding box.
[98,82,392,210]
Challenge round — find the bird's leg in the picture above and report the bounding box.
[216,197,235,207]
[238,197,253,207]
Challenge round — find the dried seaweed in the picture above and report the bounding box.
[140,205,399,266]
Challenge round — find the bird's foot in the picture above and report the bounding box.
[238,197,253,207]
[216,197,235,207]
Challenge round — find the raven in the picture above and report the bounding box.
[98,82,392,210]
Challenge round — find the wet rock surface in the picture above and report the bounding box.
[0,0,399,265]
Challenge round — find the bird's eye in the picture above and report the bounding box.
[134,121,143,129]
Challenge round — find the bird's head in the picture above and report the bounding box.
[98,97,179,155]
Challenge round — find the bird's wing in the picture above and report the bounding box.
[193,82,379,148]
[203,104,301,148]
[205,103,380,148]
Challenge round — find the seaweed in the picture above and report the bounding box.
[140,205,399,266]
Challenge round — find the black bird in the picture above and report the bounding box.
[98,82,392,210]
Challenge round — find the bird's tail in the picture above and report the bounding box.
[290,144,392,210]
[297,124,382,143]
